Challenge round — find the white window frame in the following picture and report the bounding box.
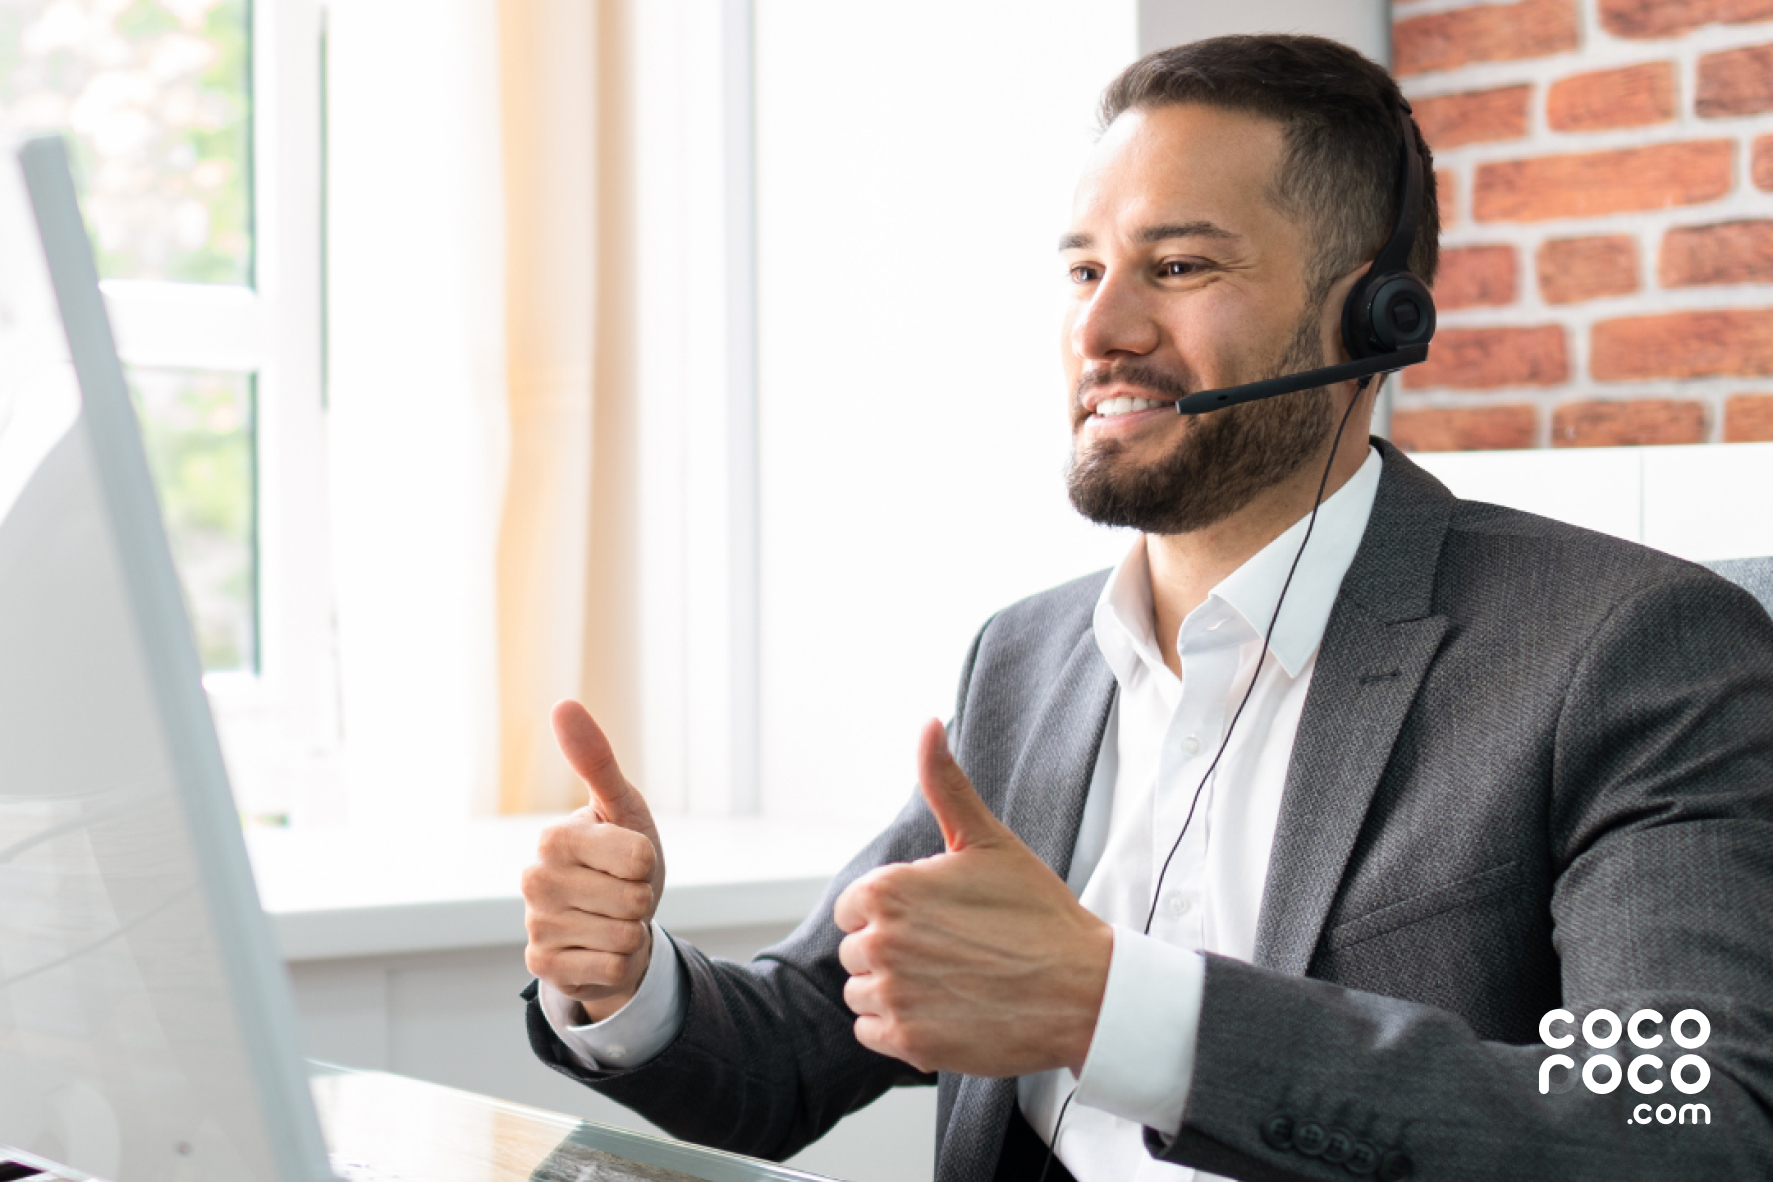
[631,0,763,818]
[101,0,337,823]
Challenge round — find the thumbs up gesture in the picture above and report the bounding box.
[832,720,1113,1077]
[522,700,666,1022]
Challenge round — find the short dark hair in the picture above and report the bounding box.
[1098,34,1439,297]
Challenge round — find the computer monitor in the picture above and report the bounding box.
[0,135,333,1182]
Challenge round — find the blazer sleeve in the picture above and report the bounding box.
[521,620,996,1162]
[1149,571,1773,1181]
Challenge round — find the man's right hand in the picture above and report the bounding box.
[522,699,666,1022]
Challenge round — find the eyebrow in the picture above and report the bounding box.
[1057,221,1240,251]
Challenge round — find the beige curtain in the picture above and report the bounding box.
[495,0,639,814]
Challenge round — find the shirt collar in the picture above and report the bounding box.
[1093,445,1384,684]
[1093,535,1164,691]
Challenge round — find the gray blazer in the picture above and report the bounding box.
[525,441,1773,1180]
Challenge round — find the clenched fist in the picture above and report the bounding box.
[834,719,1112,1077]
[522,700,666,1022]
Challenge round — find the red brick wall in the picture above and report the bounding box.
[1389,0,1773,451]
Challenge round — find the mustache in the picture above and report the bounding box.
[1074,363,1194,404]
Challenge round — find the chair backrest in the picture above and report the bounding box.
[1702,557,1773,619]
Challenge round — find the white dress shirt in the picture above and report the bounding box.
[541,447,1384,1181]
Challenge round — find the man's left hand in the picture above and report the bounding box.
[833,719,1113,1077]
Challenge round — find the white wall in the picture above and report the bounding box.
[1139,0,1390,62]
[752,2,1138,829]
[325,0,507,824]
[1412,442,1773,561]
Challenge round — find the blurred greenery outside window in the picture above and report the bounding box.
[130,369,256,672]
[1,0,252,282]
[2,0,257,672]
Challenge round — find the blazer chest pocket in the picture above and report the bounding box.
[1323,859,1524,954]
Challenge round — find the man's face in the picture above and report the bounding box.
[1060,103,1337,535]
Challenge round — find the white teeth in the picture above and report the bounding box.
[1094,396,1165,417]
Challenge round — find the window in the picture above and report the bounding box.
[3,0,331,824]
[4,0,256,668]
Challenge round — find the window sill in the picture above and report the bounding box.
[246,814,883,962]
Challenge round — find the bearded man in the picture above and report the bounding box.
[520,34,1773,1181]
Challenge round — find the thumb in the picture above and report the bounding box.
[552,699,655,833]
[917,718,1008,852]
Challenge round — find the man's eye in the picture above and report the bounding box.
[1160,260,1200,277]
[1068,264,1101,284]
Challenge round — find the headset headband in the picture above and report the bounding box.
[1371,104,1422,283]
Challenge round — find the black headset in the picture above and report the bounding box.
[1168,103,1437,416]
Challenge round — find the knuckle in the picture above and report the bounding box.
[628,839,658,882]
[859,928,892,967]
[863,868,908,916]
[525,907,562,943]
[587,951,627,986]
[853,875,886,915]
[611,920,647,954]
[875,974,907,1013]
[599,828,639,877]
[589,825,650,881]
[624,880,655,917]
[538,821,578,864]
[862,926,903,969]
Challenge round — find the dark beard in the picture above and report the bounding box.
[1065,314,1335,535]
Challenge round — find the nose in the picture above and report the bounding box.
[1069,267,1160,363]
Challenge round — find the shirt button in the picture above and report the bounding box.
[1181,734,1202,755]
[1167,893,1192,917]
[605,1044,626,1060]
[1346,1141,1380,1174]
[1321,1128,1355,1165]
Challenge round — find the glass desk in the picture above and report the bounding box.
[311,1066,839,1182]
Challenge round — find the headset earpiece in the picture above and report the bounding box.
[1344,270,1436,358]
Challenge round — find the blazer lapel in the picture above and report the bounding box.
[1253,606,1447,974]
[1253,442,1456,976]
[1001,627,1117,881]
[941,627,1115,1182]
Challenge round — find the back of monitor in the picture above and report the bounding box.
[0,136,331,1182]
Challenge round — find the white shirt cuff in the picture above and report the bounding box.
[537,922,687,1071]
[1071,925,1205,1138]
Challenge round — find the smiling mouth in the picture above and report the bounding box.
[1091,395,1171,418]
